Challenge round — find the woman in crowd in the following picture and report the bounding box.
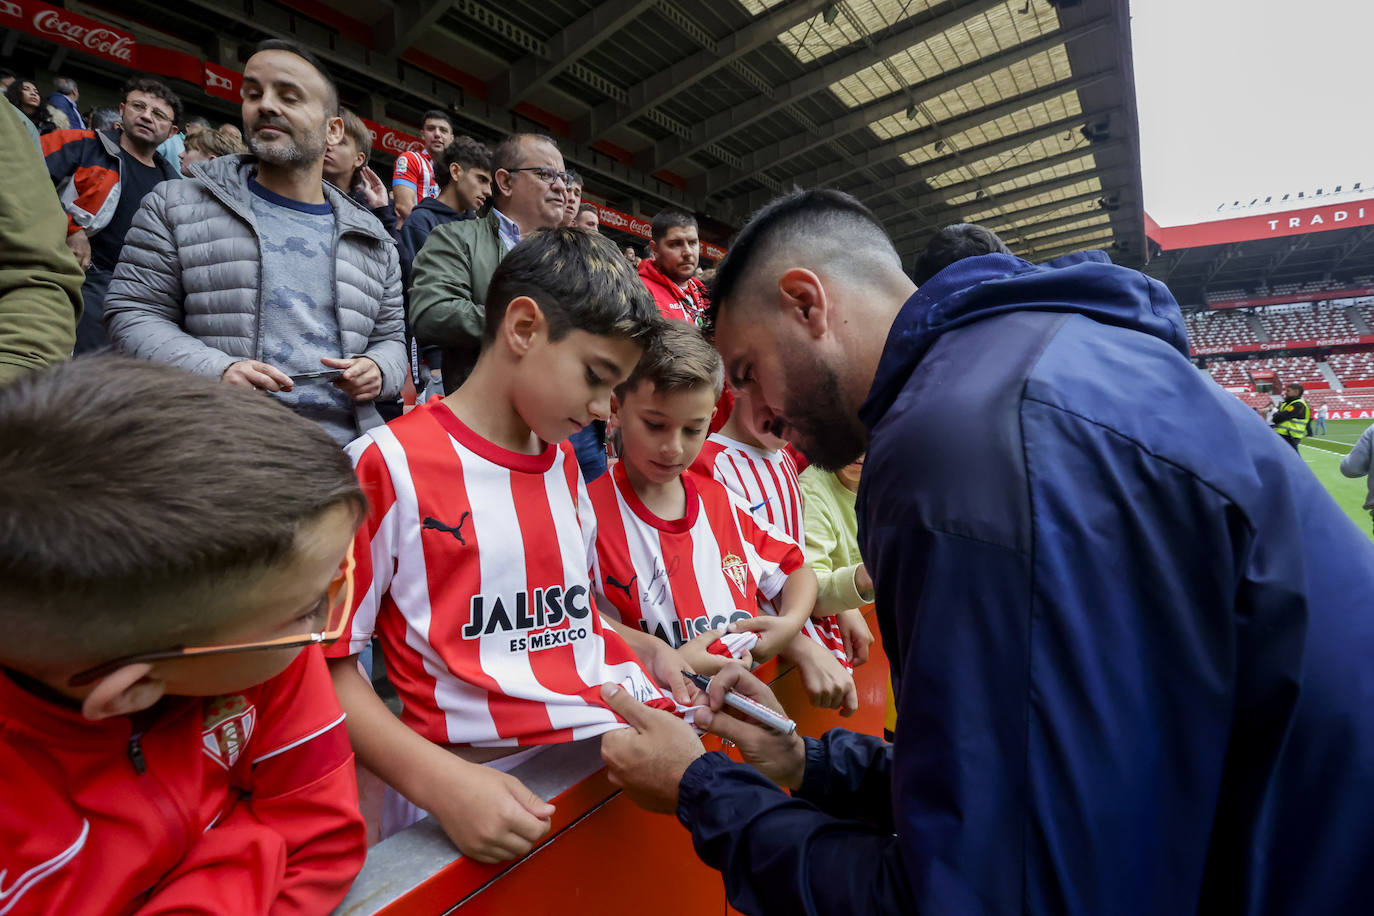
[4,79,66,135]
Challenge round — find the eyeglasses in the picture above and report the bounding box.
[67,544,356,688]
[510,166,573,187]
[124,99,175,124]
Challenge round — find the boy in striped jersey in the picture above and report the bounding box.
[594,323,855,714]
[325,228,692,862]
[692,390,869,684]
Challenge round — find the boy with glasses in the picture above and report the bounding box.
[42,76,181,353]
[0,357,367,915]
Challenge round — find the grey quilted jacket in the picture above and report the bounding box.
[104,155,406,416]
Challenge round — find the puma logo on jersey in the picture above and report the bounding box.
[0,819,89,910]
[605,574,637,600]
[422,512,471,545]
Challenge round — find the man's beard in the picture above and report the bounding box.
[780,352,867,472]
[250,119,327,166]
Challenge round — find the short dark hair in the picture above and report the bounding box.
[120,76,183,126]
[435,135,492,189]
[577,201,598,216]
[491,133,559,175]
[1287,382,1305,395]
[88,107,120,131]
[616,318,723,401]
[911,223,1013,285]
[0,357,363,664]
[651,208,696,243]
[252,38,339,115]
[185,115,212,131]
[53,76,77,95]
[483,227,660,347]
[566,169,583,189]
[707,188,895,327]
[421,109,453,130]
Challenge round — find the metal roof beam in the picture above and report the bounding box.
[573,0,831,144]
[692,16,1113,191]
[1005,209,1114,242]
[488,0,658,107]
[1026,235,1119,262]
[870,169,1122,238]
[381,0,457,53]
[1012,219,1117,252]
[887,186,1114,242]
[873,138,1119,222]
[766,70,1112,204]
[842,105,1120,208]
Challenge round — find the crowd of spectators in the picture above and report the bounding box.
[2,33,1372,916]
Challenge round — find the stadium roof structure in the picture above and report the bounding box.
[62,0,1146,267]
[1144,195,1374,310]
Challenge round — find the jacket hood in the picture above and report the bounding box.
[188,154,392,241]
[860,250,1189,430]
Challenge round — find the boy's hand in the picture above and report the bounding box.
[600,683,706,813]
[678,630,747,677]
[836,608,874,667]
[784,635,858,716]
[630,636,695,705]
[727,614,803,663]
[425,759,556,863]
[694,662,807,790]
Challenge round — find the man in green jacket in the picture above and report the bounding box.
[0,101,81,385]
[408,132,569,393]
[1271,383,1311,452]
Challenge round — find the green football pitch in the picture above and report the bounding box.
[1299,418,1373,541]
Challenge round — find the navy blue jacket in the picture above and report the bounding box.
[397,196,470,285]
[676,251,1374,915]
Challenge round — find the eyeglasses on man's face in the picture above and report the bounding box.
[124,98,175,124]
[510,166,573,187]
[67,545,356,688]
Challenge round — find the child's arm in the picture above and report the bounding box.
[327,656,556,863]
[779,629,859,716]
[729,565,818,662]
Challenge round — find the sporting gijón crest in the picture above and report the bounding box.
[201,694,256,770]
[721,552,748,593]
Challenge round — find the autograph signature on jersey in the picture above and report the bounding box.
[423,512,471,545]
[646,555,681,604]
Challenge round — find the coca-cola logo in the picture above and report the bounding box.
[378,129,420,155]
[598,208,628,229]
[0,1,22,21]
[204,68,233,91]
[33,9,133,62]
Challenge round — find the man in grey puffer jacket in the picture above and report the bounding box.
[105,40,404,446]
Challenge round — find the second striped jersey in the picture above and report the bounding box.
[325,400,670,748]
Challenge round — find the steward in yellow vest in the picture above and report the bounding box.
[1271,383,1311,451]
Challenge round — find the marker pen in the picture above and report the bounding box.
[683,671,797,735]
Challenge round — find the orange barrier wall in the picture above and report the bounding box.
[368,607,889,915]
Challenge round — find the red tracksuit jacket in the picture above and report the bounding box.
[0,647,366,915]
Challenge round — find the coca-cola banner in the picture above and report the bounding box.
[203,61,241,103]
[0,0,134,66]
[359,117,423,156]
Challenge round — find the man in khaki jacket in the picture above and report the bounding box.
[408,132,568,393]
[0,101,81,385]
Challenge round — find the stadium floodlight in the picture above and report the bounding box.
[823,4,839,24]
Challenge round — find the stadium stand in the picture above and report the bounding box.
[1307,388,1374,412]
[1185,310,1258,350]
[1257,304,1359,342]
[1328,350,1374,384]
[1243,355,1326,388]
[1236,391,1273,411]
[1205,360,1254,388]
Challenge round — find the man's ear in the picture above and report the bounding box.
[777,267,829,339]
[609,391,622,419]
[450,162,464,185]
[81,663,164,721]
[494,168,515,197]
[325,115,345,148]
[501,296,545,356]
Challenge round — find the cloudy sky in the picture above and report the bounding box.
[1130,0,1373,228]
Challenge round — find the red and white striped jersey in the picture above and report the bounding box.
[325,400,669,748]
[588,464,804,650]
[690,433,850,669]
[391,149,438,200]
